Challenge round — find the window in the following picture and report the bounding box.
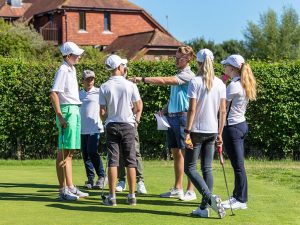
[79,12,86,30]
[104,12,111,31]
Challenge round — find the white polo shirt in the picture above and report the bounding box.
[51,61,81,105]
[187,76,226,133]
[226,77,248,125]
[99,76,141,126]
[79,87,104,134]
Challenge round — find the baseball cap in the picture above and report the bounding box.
[105,54,128,70]
[60,42,84,56]
[196,48,214,62]
[221,54,245,69]
[82,70,95,79]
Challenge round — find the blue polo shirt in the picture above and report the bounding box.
[168,66,195,113]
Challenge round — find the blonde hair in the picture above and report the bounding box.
[240,63,257,100]
[177,45,196,62]
[197,57,215,91]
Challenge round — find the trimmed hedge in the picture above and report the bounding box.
[0,57,299,159]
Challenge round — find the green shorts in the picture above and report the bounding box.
[56,105,81,150]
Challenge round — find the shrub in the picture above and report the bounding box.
[0,57,299,159]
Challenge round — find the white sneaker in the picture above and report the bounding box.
[137,181,147,194]
[179,190,197,201]
[160,187,184,199]
[192,207,209,218]
[210,195,226,218]
[69,186,89,198]
[58,188,79,201]
[116,180,126,192]
[222,197,247,210]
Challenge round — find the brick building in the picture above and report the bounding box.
[0,0,182,58]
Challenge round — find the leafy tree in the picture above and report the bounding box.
[244,7,300,61]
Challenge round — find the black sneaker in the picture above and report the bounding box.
[127,196,137,206]
[102,196,117,206]
[84,180,94,189]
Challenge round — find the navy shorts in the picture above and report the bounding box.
[166,113,186,150]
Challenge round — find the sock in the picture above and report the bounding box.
[128,193,135,199]
[109,194,116,199]
[68,185,75,190]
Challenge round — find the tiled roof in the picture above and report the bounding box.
[0,1,31,18]
[104,29,182,59]
[22,0,141,20]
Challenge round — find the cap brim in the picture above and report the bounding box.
[73,48,85,56]
[121,59,128,65]
[221,59,227,65]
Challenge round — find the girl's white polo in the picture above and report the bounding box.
[188,76,226,133]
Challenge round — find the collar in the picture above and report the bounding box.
[232,76,241,82]
[84,86,96,93]
[177,65,191,73]
[62,61,75,72]
[109,75,126,80]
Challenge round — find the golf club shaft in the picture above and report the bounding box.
[61,128,67,187]
[218,145,234,215]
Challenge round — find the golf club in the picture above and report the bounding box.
[100,153,108,201]
[61,127,67,189]
[217,145,235,216]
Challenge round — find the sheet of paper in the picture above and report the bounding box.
[154,113,170,130]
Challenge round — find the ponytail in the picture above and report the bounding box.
[197,57,215,91]
[240,63,256,100]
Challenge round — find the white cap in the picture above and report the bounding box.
[196,48,214,62]
[105,54,128,70]
[82,70,95,79]
[60,42,84,56]
[221,54,245,69]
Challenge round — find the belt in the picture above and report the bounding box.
[168,111,187,117]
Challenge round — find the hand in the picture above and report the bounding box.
[185,134,193,150]
[216,134,223,146]
[221,74,230,84]
[58,115,67,128]
[157,108,166,116]
[128,77,142,83]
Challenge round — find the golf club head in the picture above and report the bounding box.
[101,194,107,201]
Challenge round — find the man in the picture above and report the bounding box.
[99,54,142,206]
[50,41,88,200]
[79,70,107,189]
[132,46,197,201]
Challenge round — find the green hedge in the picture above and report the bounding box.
[0,57,299,159]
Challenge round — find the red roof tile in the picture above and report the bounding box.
[0,1,31,18]
[104,29,182,59]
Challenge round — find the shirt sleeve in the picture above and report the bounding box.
[99,86,106,106]
[226,82,240,101]
[175,71,194,85]
[51,69,66,93]
[131,84,141,103]
[187,78,197,98]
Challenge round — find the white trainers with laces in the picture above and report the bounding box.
[58,188,79,201]
[69,186,89,198]
[210,195,226,218]
[192,207,209,218]
[137,181,147,194]
[221,197,247,210]
[115,180,126,192]
[160,187,184,198]
[179,190,197,201]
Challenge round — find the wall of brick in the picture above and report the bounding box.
[64,11,157,46]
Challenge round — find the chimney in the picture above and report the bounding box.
[7,0,22,7]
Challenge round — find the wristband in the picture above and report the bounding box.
[184,129,191,134]
[142,76,146,84]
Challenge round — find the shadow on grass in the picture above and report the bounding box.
[46,203,208,219]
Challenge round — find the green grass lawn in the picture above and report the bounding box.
[0,159,299,225]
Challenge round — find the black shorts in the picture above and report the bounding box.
[106,122,137,168]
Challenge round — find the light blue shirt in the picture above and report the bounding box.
[168,66,195,113]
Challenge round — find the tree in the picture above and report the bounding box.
[244,7,300,61]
